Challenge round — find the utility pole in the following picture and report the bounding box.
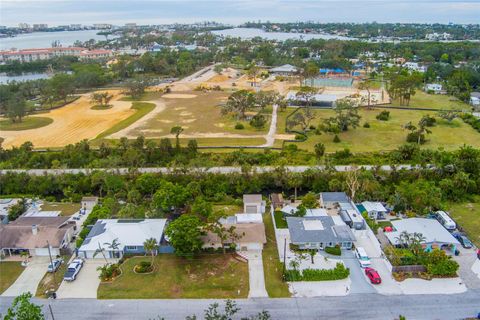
[46,240,57,289]
[48,304,55,320]
[282,237,287,280]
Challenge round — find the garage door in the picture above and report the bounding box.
[245,205,257,213]
[34,248,59,256]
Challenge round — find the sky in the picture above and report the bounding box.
[0,0,479,27]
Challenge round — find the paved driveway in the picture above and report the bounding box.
[56,259,103,299]
[242,251,268,298]
[342,251,376,294]
[1,257,49,297]
[454,246,480,289]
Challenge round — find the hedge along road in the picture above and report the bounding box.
[0,164,420,176]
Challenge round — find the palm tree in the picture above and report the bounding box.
[143,237,158,267]
[93,242,108,263]
[170,126,184,149]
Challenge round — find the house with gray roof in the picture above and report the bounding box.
[320,192,350,208]
[287,216,356,250]
[270,64,298,76]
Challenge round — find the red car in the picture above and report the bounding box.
[365,267,382,284]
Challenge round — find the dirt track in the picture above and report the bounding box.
[0,90,135,148]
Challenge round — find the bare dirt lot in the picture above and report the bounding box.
[0,90,135,148]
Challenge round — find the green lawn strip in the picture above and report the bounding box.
[391,91,470,111]
[95,102,156,139]
[35,256,70,298]
[119,91,165,102]
[41,202,81,216]
[273,211,288,229]
[0,117,53,131]
[97,254,248,299]
[446,196,480,247]
[0,262,24,294]
[262,212,291,297]
[287,107,480,152]
[90,105,113,110]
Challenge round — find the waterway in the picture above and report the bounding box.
[211,27,354,41]
[0,29,110,50]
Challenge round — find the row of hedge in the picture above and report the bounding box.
[284,263,350,281]
[325,246,341,256]
[461,113,480,133]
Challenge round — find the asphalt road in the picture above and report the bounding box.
[1,291,479,320]
[0,165,419,176]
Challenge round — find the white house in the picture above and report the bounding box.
[425,83,444,94]
[361,201,388,220]
[78,219,167,259]
[403,62,426,73]
[270,64,298,76]
[470,92,480,107]
[243,194,266,214]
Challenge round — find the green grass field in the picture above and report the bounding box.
[0,262,24,294]
[447,196,480,247]
[126,91,270,138]
[41,202,81,216]
[392,91,470,110]
[95,102,156,139]
[262,212,291,297]
[285,107,480,152]
[213,204,243,216]
[97,254,249,299]
[0,117,53,131]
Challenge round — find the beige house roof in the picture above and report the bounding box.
[0,216,73,249]
[202,223,267,245]
[243,194,263,204]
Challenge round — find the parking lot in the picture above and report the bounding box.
[56,259,104,299]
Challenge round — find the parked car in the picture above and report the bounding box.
[365,267,382,284]
[354,247,371,268]
[454,234,473,249]
[63,258,84,281]
[47,258,64,273]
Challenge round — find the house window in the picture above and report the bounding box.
[125,246,138,251]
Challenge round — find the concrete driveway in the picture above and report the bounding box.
[353,231,402,295]
[241,251,268,298]
[56,259,104,299]
[453,246,480,289]
[1,257,49,297]
[342,251,376,294]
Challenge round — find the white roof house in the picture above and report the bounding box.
[385,218,460,246]
[361,201,388,220]
[78,219,167,259]
[281,204,299,215]
[471,92,480,107]
[270,64,298,74]
[305,208,328,217]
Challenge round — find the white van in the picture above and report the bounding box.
[436,211,456,231]
[355,247,371,268]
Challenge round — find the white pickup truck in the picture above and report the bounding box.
[63,258,84,281]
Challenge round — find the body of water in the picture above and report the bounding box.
[211,28,354,41]
[0,73,51,84]
[0,30,110,50]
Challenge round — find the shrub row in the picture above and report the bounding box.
[284,263,349,281]
[325,246,341,256]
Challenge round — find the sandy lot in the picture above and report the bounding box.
[0,90,135,148]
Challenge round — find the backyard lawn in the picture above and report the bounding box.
[262,212,291,297]
[41,202,81,216]
[447,196,480,247]
[284,107,480,152]
[273,211,288,229]
[97,254,249,299]
[213,204,243,216]
[0,262,24,294]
